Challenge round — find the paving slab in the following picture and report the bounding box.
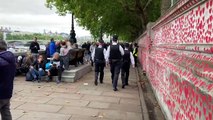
[47,98,90,107]
[16,103,62,113]
[120,98,141,105]
[88,101,110,109]
[48,92,83,99]
[11,68,143,120]
[81,95,120,103]
[16,111,71,120]
[12,96,52,104]
[102,91,140,99]
[58,106,100,117]
[11,110,25,120]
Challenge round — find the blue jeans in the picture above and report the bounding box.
[29,68,45,80]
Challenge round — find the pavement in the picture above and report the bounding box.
[11,67,143,120]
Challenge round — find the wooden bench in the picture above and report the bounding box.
[76,48,85,65]
[62,48,85,69]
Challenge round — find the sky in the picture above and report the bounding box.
[0,0,91,37]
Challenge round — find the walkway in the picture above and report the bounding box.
[11,68,142,120]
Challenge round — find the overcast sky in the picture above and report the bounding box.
[0,0,91,36]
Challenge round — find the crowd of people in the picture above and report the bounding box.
[91,35,138,91]
[15,37,80,83]
[0,36,139,119]
[14,36,138,88]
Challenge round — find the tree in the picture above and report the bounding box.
[46,0,161,41]
[0,32,3,40]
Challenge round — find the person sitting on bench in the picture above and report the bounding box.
[28,55,47,82]
[47,52,64,83]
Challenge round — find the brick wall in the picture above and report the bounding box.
[138,0,213,119]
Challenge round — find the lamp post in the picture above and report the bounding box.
[69,13,76,44]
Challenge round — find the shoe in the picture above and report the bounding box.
[100,81,103,84]
[94,82,98,86]
[113,88,118,91]
[126,83,129,86]
[122,85,125,89]
[56,80,61,84]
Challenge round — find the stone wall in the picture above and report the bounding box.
[138,0,213,119]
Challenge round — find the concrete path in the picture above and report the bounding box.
[11,67,142,120]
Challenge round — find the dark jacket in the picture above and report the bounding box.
[0,51,16,99]
[33,60,47,71]
[30,41,40,53]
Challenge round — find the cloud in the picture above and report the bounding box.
[0,0,91,36]
[0,0,55,15]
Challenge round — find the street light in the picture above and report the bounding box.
[69,13,77,44]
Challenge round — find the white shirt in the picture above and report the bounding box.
[91,45,106,62]
[105,41,124,62]
[124,48,135,65]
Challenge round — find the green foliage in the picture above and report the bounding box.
[46,0,161,41]
[6,33,64,40]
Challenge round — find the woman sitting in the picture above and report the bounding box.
[47,52,64,83]
[28,55,47,82]
[22,52,34,74]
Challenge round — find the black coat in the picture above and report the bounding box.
[0,51,16,99]
[30,41,40,53]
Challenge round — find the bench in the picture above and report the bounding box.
[62,48,85,70]
[76,48,85,65]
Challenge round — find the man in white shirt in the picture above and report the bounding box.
[105,35,124,91]
[92,40,106,85]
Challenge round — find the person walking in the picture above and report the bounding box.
[121,43,135,88]
[106,35,124,91]
[0,40,16,120]
[92,40,106,85]
[29,37,40,60]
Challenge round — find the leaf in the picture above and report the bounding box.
[46,0,161,41]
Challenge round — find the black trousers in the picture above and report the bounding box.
[94,60,105,83]
[134,56,138,67]
[0,99,12,120]
[48,67,63,81]
[121,63,130,85]
[110,60,121,89]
